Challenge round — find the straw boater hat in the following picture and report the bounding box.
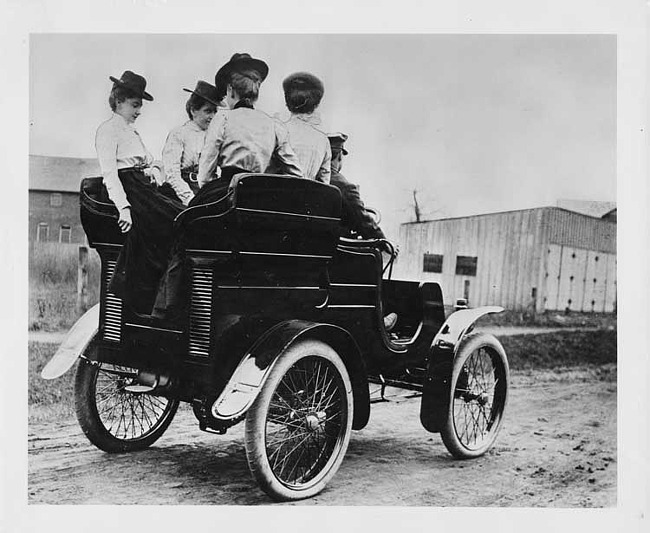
[327,132,349,155]
[109,70,153,101]
[214,53,269,97]
[182,80,221,107]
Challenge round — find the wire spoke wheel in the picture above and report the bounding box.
[441,333,509,459]
[265,357,343,485]
[75,359,179,453]
[245,340,352,501]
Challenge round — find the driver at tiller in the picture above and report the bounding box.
[327,132,397,331]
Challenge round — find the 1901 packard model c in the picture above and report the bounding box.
[43,173,510,501]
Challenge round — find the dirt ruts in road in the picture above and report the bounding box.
[28,365,616,506]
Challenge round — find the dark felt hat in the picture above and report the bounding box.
[182,80,222,107]
[327,132,349,155]
[109,70,153,101]
[214,53,269,98]
[282,72,325,97]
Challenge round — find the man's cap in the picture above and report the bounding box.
[327,132,349,155]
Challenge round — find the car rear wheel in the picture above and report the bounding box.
[440,333,509,459]
[74,359,179,453]
[244,340,353,501]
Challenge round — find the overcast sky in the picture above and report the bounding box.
[5,0,648,530]
[30,33,616,238]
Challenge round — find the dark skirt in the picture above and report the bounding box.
[152,172,241,320]
[109,169,185,314]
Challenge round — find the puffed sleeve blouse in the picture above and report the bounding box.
[95,113,154,211]
[161,120,206,205]
[198,107,303,188]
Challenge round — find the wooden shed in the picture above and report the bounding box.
[29,155,100,244]
[393,207,616,313]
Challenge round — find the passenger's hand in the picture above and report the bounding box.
[118,207,132,233]
[144,166,162,185]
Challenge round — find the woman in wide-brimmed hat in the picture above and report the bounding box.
[152,53,304,320]
[95,70,184,314]
[194,52,303,198]
[161,80,223,204]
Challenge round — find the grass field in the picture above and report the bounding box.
[28,328,617,424]
[29,243,101,331]
[29,342,76,422]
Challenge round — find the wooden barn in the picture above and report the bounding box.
[393,207,617,313]
[29,155,100,244]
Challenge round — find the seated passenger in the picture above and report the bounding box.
[192,52,303,206]
[95,70,184,315]
[160,80,222,205]
[152,53,303,320]
[274,72,331,183]
[327,132,387,241]
[327,132,397,332]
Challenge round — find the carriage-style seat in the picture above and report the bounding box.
[80,173,344,255]
[178,173,344,314]
[80,177,125,247]
[180,173,343,258]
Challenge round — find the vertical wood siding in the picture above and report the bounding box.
[394,207,616,312]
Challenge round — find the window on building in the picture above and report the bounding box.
[36,222,49,242]
[423,253,443,273]
[455,255,478,276]
[59,224,72,243]
[50,193,63,207]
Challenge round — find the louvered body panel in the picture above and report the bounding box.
[101,258,122,342]
[189,266,213,358]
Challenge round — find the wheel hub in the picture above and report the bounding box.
[477,392,490,406]
[304,411,326,431]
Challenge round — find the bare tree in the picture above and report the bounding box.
[412,189,422,223]
[404,188,445,223]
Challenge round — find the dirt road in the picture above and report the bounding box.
[28,365,616,506]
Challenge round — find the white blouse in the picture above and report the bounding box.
[198,107,303,188]
[279,112,331,184]
[161,120,206,205]
[95,113,154,211]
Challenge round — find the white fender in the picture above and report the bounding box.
[211,355,274,420]
[431,306,504,354]
[41,304,100,380]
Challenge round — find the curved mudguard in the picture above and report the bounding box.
[40,304,100,380]
[420,306,503,433]
[211,319,371,430]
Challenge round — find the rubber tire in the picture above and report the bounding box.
[74,359,179,453]
[440,332,509,459]
[244,340,353,501]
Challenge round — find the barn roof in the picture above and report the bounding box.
[29,154,100,193]
[400,206,616,253]
[402,205,617,225]
[556,199,617,218]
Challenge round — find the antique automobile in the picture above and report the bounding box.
[42,173,510,501]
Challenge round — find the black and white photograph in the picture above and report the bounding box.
[2,0,648,531]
